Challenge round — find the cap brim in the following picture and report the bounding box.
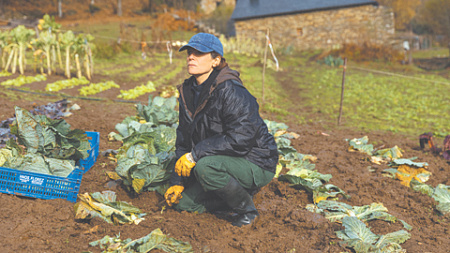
[178,42,213,53]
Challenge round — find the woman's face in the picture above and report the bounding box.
[186,48,220,84]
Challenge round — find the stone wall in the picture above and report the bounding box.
[234,5,395,50]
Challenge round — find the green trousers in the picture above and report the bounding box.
[175,155,274,213]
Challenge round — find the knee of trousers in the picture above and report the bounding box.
[194,156,225,178]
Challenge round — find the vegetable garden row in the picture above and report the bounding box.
[0,15,448,253]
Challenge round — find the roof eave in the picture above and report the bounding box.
[232,2,379,22]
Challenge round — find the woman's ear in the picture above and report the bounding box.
[212,56,221,68]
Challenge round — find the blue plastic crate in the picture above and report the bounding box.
[79,131,100,173]
[0,131,100,202]
[0,166,83,202]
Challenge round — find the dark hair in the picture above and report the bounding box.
[211,52,228,70]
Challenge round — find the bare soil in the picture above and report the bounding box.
[414,57,450,71]
[0,64,448,253]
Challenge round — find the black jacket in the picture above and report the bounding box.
[170,66,278,186]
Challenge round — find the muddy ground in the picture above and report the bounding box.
[0,65,448,253]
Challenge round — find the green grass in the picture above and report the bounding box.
[154,60,184,84]
[285,58,450,135]
[63,21,195,45]
[412,47,449,59]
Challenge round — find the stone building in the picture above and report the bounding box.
[201,0,236,15]
[230,0,395,50]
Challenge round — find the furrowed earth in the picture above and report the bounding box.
[0,66,448,253]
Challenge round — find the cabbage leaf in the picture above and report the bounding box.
[2,106,90,177]
[89,228,193,253]
[347,136,374,155]
[337,216,411,253]
[115,126,176,194]
[74,191,146,225]
[431,184,450,215]
[315,200,412,230]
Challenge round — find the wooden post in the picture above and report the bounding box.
[338,57,347,125]
[58,0,63,18]
[117,0,122,16]
[262,28,269,104]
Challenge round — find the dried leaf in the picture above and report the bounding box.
[395,165,431,187]
[83,225,99,234]
[106,171,122,181]
[132,178,146,194]
[74,191,146,225]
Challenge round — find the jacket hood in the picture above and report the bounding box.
[215,66,243,86]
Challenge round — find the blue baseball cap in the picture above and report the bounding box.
[179,33,223,56]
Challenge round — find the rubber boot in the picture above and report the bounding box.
[214,177,259,227]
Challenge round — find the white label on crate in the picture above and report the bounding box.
[19,175,44,185]
[19,175,30,183]
[32,177,44,185]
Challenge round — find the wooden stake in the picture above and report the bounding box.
[262,28,269,104]
[338,57,347,125]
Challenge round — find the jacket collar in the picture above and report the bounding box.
[178,66,242,119]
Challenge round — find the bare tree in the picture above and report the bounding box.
[418,0,450,58]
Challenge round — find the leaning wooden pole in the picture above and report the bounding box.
[261,28,269,104]
[338,57,347,125]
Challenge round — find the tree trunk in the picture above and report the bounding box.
[12,47,17,74]
[75,53,81,79]
[18,43,24,74]
[1,48,3,69]
[117,0,122,16]
[45,46,52,75]
[58,0,62,18]
[84,55,91,80]
[88,46,94,78]
[51,45,57,72]
[65,47,71,79]
[57,43,63,69]
[5,47,14,72]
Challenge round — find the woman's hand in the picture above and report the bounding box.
[164,185,185,206]
[175,153,196,177]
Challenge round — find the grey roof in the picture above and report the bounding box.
[231,0,379,20]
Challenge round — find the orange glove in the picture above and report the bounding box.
[164,185,184,206]
[175,153,196,177]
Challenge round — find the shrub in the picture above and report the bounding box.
[201,5,234,35]
[330,42,403,63]
[93,41,116,59]
[93,40,135,59]
[89,4,101,14]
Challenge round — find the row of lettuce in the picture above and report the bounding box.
[0,73,163,100]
